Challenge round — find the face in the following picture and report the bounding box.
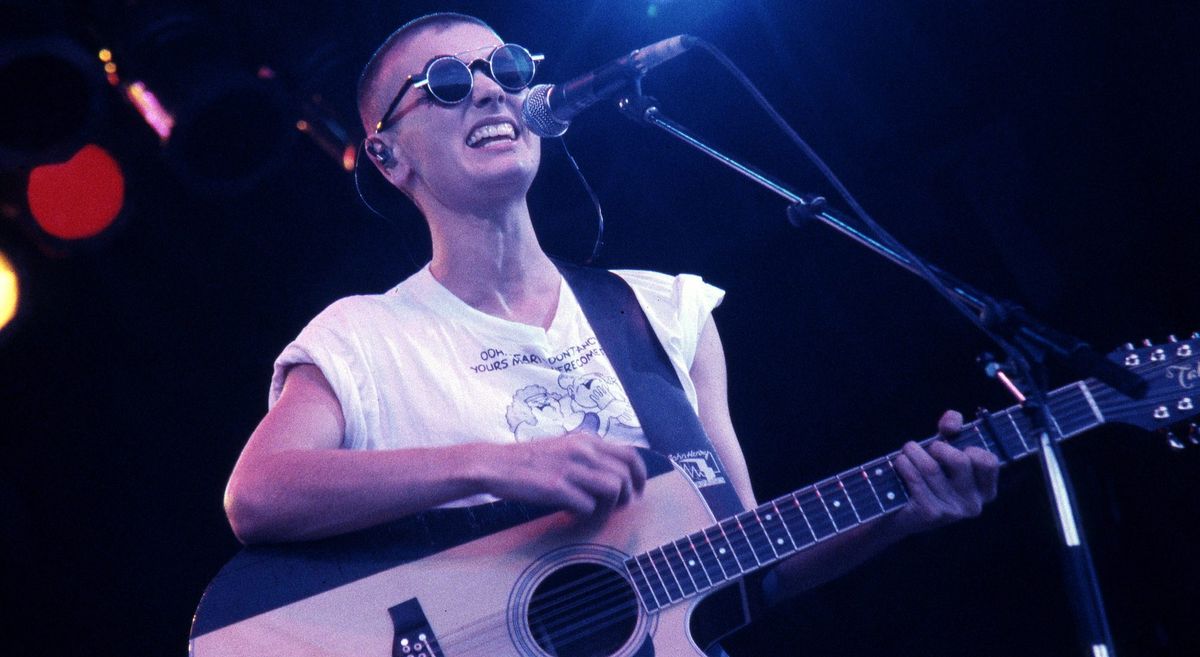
[370,22,541,212]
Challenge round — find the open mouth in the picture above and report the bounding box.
[466,120,519,148]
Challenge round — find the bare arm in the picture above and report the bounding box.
[225,363,646,545]
[689,317,1000,599]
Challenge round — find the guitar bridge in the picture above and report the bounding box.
[389,599,444,657]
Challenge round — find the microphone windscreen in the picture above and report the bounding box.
[521,84,570,138]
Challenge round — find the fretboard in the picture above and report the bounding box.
[624,378,1111,612]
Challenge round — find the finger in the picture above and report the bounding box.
[596,443,647,495]
[568,468,625,516]
[599,450,646,505]
[552,478,599,517]
[928,440,977,499]
[902,441,957,507]
[965,446,1000,501]
[893,451,939,511]
[937,410,964,437]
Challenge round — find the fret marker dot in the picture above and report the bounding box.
[718,547,727,555]
[886,492,896,500]
[688,560,696,567]
[776,538,785,545]
[764,513,773,520]
[832,500,841,508]
[875,468,884,476]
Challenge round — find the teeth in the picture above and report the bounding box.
[467,122,517,146]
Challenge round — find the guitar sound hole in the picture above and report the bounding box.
[526,562,639,657]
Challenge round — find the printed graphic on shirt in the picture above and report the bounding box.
[469,337,605,376]
[504,372,641,442]
[669,450,727,488]
[558,372,639,435]
[505,384,586,442]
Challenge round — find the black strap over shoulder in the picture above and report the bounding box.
[555,261,745,519]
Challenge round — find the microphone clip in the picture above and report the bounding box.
[615,87,659,125]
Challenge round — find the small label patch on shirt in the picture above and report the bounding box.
[670,450,726,488]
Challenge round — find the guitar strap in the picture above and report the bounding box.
[558,263,771,645]
[555,262,746,520]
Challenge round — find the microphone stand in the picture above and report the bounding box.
[615,89,1140,657]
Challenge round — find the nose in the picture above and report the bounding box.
[471,68,507,108]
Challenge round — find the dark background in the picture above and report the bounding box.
[2,1,1198,656]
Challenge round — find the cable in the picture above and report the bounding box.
[688,39,1018,355]
[352,140,423,272]
[555,135,606,264]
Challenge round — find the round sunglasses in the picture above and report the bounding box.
[375,43,543,133]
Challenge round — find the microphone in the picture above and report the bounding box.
[522,35,697,137]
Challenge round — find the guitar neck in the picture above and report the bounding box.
[625,378,1112,611]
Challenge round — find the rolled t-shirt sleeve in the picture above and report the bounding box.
[268,298,378,449]
[612,270,725,412]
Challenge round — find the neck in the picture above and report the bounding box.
[425,198,561,328]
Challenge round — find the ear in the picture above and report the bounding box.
[364,135,416,191]
[364,136,395,170]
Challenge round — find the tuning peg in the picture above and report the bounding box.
[1142,338,1154,347]
[1189,423,1199,446]
[1124,342,1136,351]
[1167,334,1179,343]
[1192,331,1199,339]
[1166,432,1186,450]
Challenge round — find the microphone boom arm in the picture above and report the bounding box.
[616,94,1146,398]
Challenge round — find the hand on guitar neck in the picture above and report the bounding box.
[764,410,1001,598]
[888,410,1001,538]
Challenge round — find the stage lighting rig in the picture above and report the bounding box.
[110,2,294,194]
[0,1,107,168]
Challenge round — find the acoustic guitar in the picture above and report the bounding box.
[190,337,1199,656]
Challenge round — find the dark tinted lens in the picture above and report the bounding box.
[489,45,535,90]
[426,57,473,103]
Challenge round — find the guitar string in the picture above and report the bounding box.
[443,589,642,657]
[433,578,633,657]
[438,394,1116,646]
[433,524,759,646]
[437,384,1185,652]
[436,489,903,651]
[439,387,1193,654]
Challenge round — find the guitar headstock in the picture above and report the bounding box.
[1099,334,1200,441]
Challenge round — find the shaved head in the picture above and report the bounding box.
[356,12,497,134]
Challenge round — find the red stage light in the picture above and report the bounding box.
[27,144,125,240]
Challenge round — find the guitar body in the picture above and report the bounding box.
[190,451,747,657]
[192,337,1200,657]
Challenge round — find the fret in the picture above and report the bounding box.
[675,537,714,590]
[634,552,670,608]
[735,511,777,562]
[686,532,727,584]
[954,425,993,454]
[815,479,859,530]
[625,557,661,611]
[971,412,1014,463]
[661,544,697,596]
[719,517,763,569]
[649,548,684,600]
[776,495,817,547]
[1005,409,1034,454]
[1075,381,1105,425]
[863,458,908,512]
[614,369,1132,612]
[703,524,744,576]
[856,465,887,513]
[1046,385,1094,438]
[844,469,884,518]
[794,488,837,538]
[758,502,800,553]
